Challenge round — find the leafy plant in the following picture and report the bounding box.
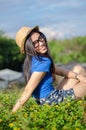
[0,88,86,130]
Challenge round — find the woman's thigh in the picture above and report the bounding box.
[56,77,79,90]
[73,82,86,98]
[56,65,86,90]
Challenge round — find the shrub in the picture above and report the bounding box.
[0,89,86,130]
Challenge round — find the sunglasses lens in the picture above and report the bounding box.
[33,41,39,47]
[33,33,46,48]
[40,33,46,39]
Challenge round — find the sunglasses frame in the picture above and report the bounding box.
[32,32,46,48]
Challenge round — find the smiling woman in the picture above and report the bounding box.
[31,32,46,48]
[30,31,48,54]
[12,25,86,112]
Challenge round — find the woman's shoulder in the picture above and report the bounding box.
[31,56,52,72]
[32,56,51,63]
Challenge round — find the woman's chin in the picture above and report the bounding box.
[36,45,48,55]
[40,48,47,54]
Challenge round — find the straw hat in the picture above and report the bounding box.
[16,26,39,53]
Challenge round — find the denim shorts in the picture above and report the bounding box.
[35,88,75,105]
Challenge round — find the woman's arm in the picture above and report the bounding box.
[55,65,86,83]
[12,72,46,112]
[55,65,79,79]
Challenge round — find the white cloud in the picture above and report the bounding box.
[5,32,16,39]
[40,23,76,40]
[0,0,86,40]
[3,22,80,40]
[40,27,63,40]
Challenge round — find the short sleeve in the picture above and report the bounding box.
[31,57,51,73]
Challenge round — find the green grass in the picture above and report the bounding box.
[48,37,86,64]
[0,87,86,130]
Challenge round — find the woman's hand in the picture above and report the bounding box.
[12,102,22,112]
[77,74,86,84]
[12,97,23,112]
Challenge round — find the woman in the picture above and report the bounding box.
[12,26,86,112]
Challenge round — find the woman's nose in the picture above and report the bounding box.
[39,37,45,44]
[39,40,45,46]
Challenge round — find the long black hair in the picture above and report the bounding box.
[23,30,55,82]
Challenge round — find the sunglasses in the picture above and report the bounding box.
[32,33,46,48]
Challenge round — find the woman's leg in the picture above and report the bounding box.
[73,82,86,99]
[56,65,86,98]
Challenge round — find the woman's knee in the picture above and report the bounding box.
[73,83,86,99]
[72,65,85,74]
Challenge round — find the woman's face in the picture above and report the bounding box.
[30,32,48,55]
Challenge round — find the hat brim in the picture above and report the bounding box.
[21,25,39,53]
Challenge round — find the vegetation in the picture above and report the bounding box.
[0,35,86,71]
[0,34,86,129]
[48,37,86,64]
[0,88,86,130]
[0,36,24,71]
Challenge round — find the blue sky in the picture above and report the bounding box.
[0,0,86,40]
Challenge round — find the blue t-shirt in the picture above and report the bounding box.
[31,56,54,99]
